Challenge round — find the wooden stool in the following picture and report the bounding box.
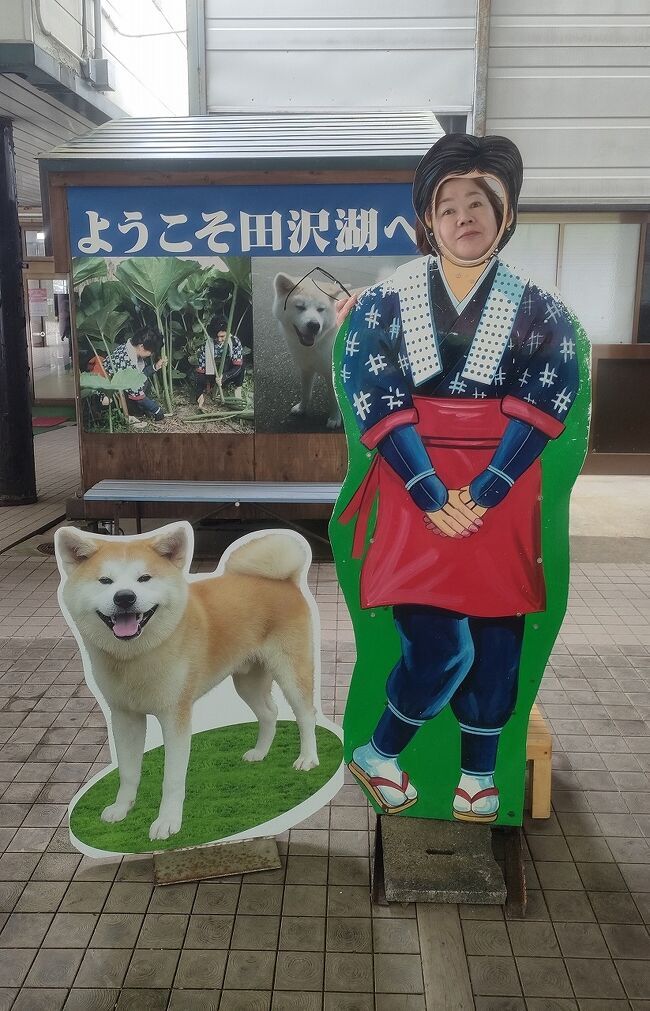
[526,703,552,819]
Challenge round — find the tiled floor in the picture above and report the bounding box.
[0,548,649,1008]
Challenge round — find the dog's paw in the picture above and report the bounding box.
[101,802,132,823]
[290,402,305,416]
[293,754,320,771]
[326,415,342,430]
[243,748,267,763]
[149,811,182,841]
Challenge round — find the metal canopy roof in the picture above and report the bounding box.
[39,111,446,175]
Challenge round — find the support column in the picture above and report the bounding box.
[0,118,36,505]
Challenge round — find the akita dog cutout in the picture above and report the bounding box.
[55,523,343,855]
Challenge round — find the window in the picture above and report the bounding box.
[501,219,642,345]
[24,228,46,257]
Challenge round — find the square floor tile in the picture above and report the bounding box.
[274,950,324,992]
[325,916,372,954]
[238,884,283,916]
[74,948,130,988]
[327,886,371,918]
[543,891,596,923]
[230,914,280,951]
[615,959,650,999]
[462,920,511,956]
[602,923,650,959]
[137,913,188,948]
[91,913,143,948]
[516,956,573,997]
[223,950,275,991]
[589,891,642,924]
[174,950,227,989]
[184,913,234,949]
[24,948,83,988]
[0,948,36,987]
[374,953,424,995]
[507,921,560,957]
[0,912,52,947]
[467,956,521,997]
[324,952,373,993]
[372,917,420,954]
[124,949,180,989]
[193,882,239,914]
[565,957,626,998]
[281,884,326,918]
[554,922,609,958]
[279,916,326,952]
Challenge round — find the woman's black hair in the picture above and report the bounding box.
[213,316,229,333]
[412,133,524,256]
[132,327,163,354]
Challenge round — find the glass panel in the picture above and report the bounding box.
[499,223,559,294]
[637,227,650,343]
[26,278,74,401]
[25,229,46,257]
[559,223,641,344]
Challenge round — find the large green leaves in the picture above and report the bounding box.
[219,257,253,299]
[115,258,199,315]
[72,257,108,286]
[75,281,130,347]
[79,367,144,392]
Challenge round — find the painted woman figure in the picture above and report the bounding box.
[335,134,587,823]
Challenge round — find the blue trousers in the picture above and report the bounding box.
[372,605,524,775]
[127,396,164,421]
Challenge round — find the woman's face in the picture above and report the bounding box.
[430,177,499,262]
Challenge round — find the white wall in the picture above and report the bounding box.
[486,1,650,207]
[3,0,188,115]
[201,0,476,113]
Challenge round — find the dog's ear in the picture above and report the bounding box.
[274,273,296,297]
[150,524,190,570]
[55,527,100,573]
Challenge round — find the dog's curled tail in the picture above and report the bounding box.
[225,533,308,585]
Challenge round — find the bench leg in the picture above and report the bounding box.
[531,755,552,820]
[112,502,122,537]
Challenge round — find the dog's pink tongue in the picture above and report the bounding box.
[112,614,140,638]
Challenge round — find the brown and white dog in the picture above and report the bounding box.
[55,523,319,841]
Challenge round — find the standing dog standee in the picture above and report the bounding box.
[329,134,590,904]
[54,522,343,865]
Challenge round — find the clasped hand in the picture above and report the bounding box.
[425,487,487,538]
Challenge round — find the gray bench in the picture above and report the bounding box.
[83,479,342,542]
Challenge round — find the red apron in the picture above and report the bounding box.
[340,397,545,618]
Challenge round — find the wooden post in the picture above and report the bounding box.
[0,119,37,505]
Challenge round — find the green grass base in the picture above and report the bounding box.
[70,722,343,854]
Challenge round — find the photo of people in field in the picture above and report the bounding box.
[73,255,253,434]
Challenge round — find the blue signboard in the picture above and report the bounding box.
[67,184,417,258]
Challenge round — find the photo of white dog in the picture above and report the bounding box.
[55,523,321,842]
[272,271,347,430]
